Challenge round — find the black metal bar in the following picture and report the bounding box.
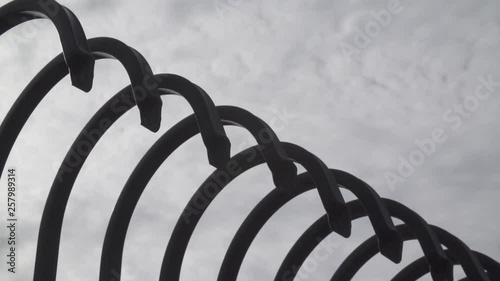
[155,75,230,168]
[87,37,163,132]
[280,143,352,237]
[216,106,298,189]
[328,224,493,281]
[331,169,403,263]
[1,3,497,280]
[31,77,235,281]
[391,249,498,281]
[326,224,491,281]
[157,146,264,281]
[158,149,406,281]
[0,0,94,91]
[282,143,403,261]
[0,37,166,186]
[218,163,402,281]
[99,138,356,281]
[217,176,453,281]
[34,94,295,281]
[102,118,353,281]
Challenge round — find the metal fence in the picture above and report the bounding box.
[0,0,498,280]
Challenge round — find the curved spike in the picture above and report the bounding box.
[285,143,402,260]
[282,143,351,238]
[216,165,405,280]
[158,149,403,281]
[88,37,162,131]
[32,80,233,281]
[274,216,490,281]
[155,75,230,169]
[97,111,245,281]
[99,118,311,281]
[99,128,362,281]
[156,146,282,281]
[1,4,494,280]
[0,0,94,91]
[32,90,293,281]
[385,200,453,281]
[217,177,452,281]
[0,36,166,185]
[215,106,298,189]
[329,224,492,281]
[391,249,497,281]
[330,169,403,263]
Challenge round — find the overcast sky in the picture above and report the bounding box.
[1,0,499,280]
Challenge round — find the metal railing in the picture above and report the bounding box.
[1,1,498,280]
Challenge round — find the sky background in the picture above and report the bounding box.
[1,0,499,280]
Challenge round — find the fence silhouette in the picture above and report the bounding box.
[0,1,498,280]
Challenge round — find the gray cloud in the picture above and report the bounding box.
[0,0,499,280]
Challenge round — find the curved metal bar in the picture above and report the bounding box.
[158,149,406,281]
[218,178,452,281]
[0,36,165,185]
[32,80,235,281]
[155,148,281,281]
[282,144,402,262]
[33,86,294,281]
[100,126,358,281]
[392,250,498,281]
[332,168,403,263]
[217,170,401,281]
[0,0,94,91]
[155,74,230,168]
[383,200,454,281]
[215,107,298,189]
[329,224,492,281]
[284,222,488,281]
[1,3,494,281]
[98,112,246,281]
[276,143,351,236]
[88,37,162,132]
